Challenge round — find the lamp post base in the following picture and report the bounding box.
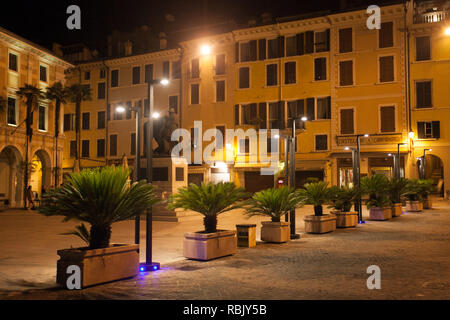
[139,262,160,272]
[290,234,301,240]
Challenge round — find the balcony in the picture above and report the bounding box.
[414,10,448,24]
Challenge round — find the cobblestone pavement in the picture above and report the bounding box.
[1,198,450,300]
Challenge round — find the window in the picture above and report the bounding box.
[266,64,277,86]
[287,100,304,128]
[144,99,149,117]
[417,121,440,139]
[176,168,184,181]
[316,97,331,120]
[379,56,394,82]
[40,65,48,82]
[70,141,77,158]
[258,39,266,60]
[305,31,314,54]
[216,54,226,75]
[169,96,178,113]
[97,139,105,158]
[97,111,106,129]
[82,112,90,130]
[240,41,256,62]
[267,138,278,154]
[314,58,327,81]
[239,139,250,154]
[64,114,75,131]
[172,60,181,79]
[315,135,328,151]
[100,69,106,79]
[114,104,123,120]
[216,126,225,149]
[340,109,354,134]
[268,38,279,59]
[306,98,315,121]
[191,83,200,105]
[285,62,296,84]
[163,61,170,79]
[84,71,90,80]
[416,81,432,108]
[110,135,117,156]
[9,53,18,71]
[131,133,136,155]
[145,64,153,83]
[82,140,90,158]
[239,67,250,89]
[191,58,200,78]
[38,105,47,131]
[132,66,140,84]
[416,36,431,61]
[339,60,353,86]
[286,36,297,57]
[269,102,284,129]
[7,97,17,125]
[216,80,225,102]
[315,30,330,52]
[111,70,119,87]
[380,106,396,133]
[241,104,257,125]
[339,28,352,53]
[379,22,393,48]
[97,82,106,99]
[125,101,132,120]
[191,127,199,149]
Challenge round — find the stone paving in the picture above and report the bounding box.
[1,198,450,299]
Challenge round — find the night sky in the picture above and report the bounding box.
[1,0,398,54]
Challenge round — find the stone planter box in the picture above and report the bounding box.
[391,203,403,217]
[406,200,423,212]
[422,198,432,209]
[304,214,337,234]
[369,207,392,220]
[184,230,237,261]
[261,221,290,243]
[57,244,139,289]
[331,210,358,228]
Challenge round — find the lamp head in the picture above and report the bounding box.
[409,131,415,139]
[445,27,450,36]
[116,106,126,113]
[152,112,160,119]
[200,44,212,55]
[344,147,350,151]
[364,134,369,138]
[301,117,308,121]
[160,79,169,86]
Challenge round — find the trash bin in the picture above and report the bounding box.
[236,224,257,248]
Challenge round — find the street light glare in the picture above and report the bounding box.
[116,106,126,113]
[160,79,169,86]
[409,131,415,139]
[274,134,280,139]
[200,44,212,55]
[301,117,308,121]
[445,27,450,36]
[152,112,160,119]
[345,147,350,151]
[364,134,369,138]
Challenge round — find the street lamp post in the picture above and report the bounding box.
[422,148,432,179]
[355,134,368,223]
[395,143,407,179]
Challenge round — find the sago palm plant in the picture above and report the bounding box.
[417,179,435,200]
[404,179,421,201]
[296,181,331,216]
[39,166,159,249]
[245,187,303,222]
[168,182,248,233]
[328,185,359,212]
[388,178,409,204]
[361,174,391,209]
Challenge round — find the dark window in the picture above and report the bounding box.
[235,105,240,125]
[216,126,225,149]
[315,135,328,151]
[305,31,314,54]
[285,62,296,84]
[191,58,200,78]
[153,167,169,181]
[82,140,90,158]
[287,100,304,128]
[269,102,284,129]
[306,98,315,121]
[132,66,140,84]
[216,54,226,75]
[379,22,393,48]
[417,121,440,139]
[416,81,432,108]
[216,80,225,102]
[258,39,266,60]
[339,60,353,86]
[176,168,184,181]
[339,28,352,53]
[97,111,106,129]
[111,70,119,87]
[380,106,396,133]
[38,106,46,131]
[7,97,16,125]
[314,58,327,81]
[416,36,431,61]
[163,61,170,79]
[268,38,278,59]
[286,36,297,57]
[82,112,90,130]
[40,66,47,82]
[97,139,105,158]
[340,109,354,134]
[239,67,250,89]
[259,103,267,129]
[240,41,257,62]
[84,71,90,80]
[191,83,200,104]
[144,99,149,117]
[64,114,72,131]
[110,135,117,156]
[145,64,153,83]
[241,103,257,125]
[296,33,305,55]
[316,97,331,120]
[131,133,136,155]
[172,60,181,79]
[125,101,132,120]
[379,56,394,82]
[315,30,330,52]
[169,96,178,113]
[70,141,77,158]
[100,69,106,79]
[8,53,18,71]
[266,64,277,86]
[97,82,106,99]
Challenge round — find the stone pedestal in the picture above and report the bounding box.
[331,210,358,228]
[184,230,237,261]
[304,214,337,234]
[369,207,392,220]
[260,221,290,243]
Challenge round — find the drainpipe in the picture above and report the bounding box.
[103,60,110,166]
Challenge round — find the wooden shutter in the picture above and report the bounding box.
[340,109,354,134]
[416,36,431,61]
[379,22,393,48]
[235,42,239,63]
[340,61,353,86]
[380,56,394,82]
[325,29,330,51]
[259,103,267,129]
[277,36,285,58]
[432,121,440,139]
[296,33,304,55]
[306,98,315,121]
[380,106,395,132]
[305,31,314,54]
[249,40,257,61]
[417,122,425,139]
[278,101,285,129]
[250,103,257,123]
[258,39,266,60]
[339,28,352,53]
[417,81,432,108]
[297,99,305,116]
[327,97,331,119]
[235,105,240,125]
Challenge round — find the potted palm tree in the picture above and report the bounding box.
[388,178,408,217]
[328,185,359,228]
[245,187,303,243]
[404,179,423,212]
[361,174,392,220]
[168,182,248,261]
[418,179,435,209]
[39,166,159,289]
[297,182,336,234]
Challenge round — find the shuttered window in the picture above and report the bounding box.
[97,139,105,158]
[82,140,90,158]
[314,58,327,81]
[379,22,393,48]
[268,38,279,59]
[315,29,330,52]
[239,67,250,89]
[132,66,140,84]
[259,103,267,129]
[266,64,277,86]
[416,81,432,108]
[316,97,331,120]
[284,62,296,84]
[111,70,119,87]
[416,36,431,61]
[417,121,440,139]
[305,31,314,54]
[191,59,199,78]
[269,102,285,129]
[216,80,225,102]
[286,36,297,57]
[379,56,394,82]
[82,112,90,130]
[315,135,328,151]
[216,54,226,75]
[340,109,354,134]
[258,39,266,60]
[287,100,304,128]
[110,135,117,156]
[339,60,353,86]
[380,106,396,133]
[242,104,257,125]
[339,28,352,53]
[70,141,77,158]
[306,98,315,121]
[190,84,200,105]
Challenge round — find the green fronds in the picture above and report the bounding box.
[328,185,360,212]
[361,174,391,208]
[296,181,331,207]
[60,223,90,245]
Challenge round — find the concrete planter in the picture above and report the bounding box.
[184,230,237,261]
[406,201,423,212]
[422,198,432,209]
[331,210,358,228]
[369,207,392,220]
[304,214,337,234]
[56,244,139,289]
[260,221,290,243]
[391,203,403,217]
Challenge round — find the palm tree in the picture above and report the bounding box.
[16,84,44,208]
[296,181,331,216]
[66,83,91,172]
[168,182,248,233]
[361,174,391,209]
[39,166,159,249]
[46,82,68,187]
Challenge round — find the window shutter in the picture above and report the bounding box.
[305,31,314,54]
[306,98,315,121]
[380,106,395,132]
[278,101,285,129]
[235,105,240,125]
[339,28,352,53]
[258,39,266,60]
[296,33,304,55]
[340,109,354,134]
[235,42,239,63]
[432,121,440,139]
[325,29,330,51]
[327,96,331,118]
[250,103,257,122]
[297,99,305,117]
[249,40,257,61]
[417,122,425,139]
[259,103,267,129]
[277,36,285,58]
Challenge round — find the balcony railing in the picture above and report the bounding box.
[414,10,448,24]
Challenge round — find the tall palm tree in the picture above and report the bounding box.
[46,82,68,187]
[16,84,44,208]
[66,83,91,172]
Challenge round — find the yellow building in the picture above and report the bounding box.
[0,27,72,208]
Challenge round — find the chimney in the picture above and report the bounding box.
[124,40,133,56]
[159,32,167,50]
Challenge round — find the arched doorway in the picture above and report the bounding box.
[425,154,444,196]
[30,149,52,200]
[0,146,23,208]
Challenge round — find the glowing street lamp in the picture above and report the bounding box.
[445,27,450,36]
[409,131,415,139]
[200,44,212,55]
